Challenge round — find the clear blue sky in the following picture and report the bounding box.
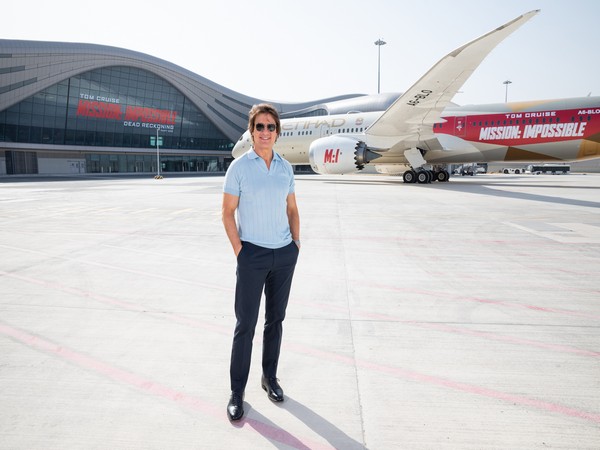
[4,0,599,105]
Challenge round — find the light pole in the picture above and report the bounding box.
[503,80,512,103]
[374,39,386,94]
[155,126,161,178]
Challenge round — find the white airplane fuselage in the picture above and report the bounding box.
[232,98,600,173]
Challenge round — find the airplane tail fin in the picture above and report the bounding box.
[365,10,540,150]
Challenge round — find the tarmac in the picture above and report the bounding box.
[0,172,599,449]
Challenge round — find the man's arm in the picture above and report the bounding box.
[222,193,242,256]
[286,193,300,248]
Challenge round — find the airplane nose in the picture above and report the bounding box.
[232,133,250,158]
[232,142,244,158]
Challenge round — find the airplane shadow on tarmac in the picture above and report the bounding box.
[315,176,600,209]
[426,178,600,209]
[239,397,366,450]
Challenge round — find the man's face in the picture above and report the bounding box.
[252,112,278,153]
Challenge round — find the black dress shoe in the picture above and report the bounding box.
[261,375,284,402]
[227,392,244,421]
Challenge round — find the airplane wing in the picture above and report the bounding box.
[364,9,540,151]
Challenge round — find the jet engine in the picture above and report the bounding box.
[308,136,382,175]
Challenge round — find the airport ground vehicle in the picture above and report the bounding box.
[502,167,525,174]
[527,164,570,174]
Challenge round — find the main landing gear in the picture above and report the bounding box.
[402,169,450,184]
[402,148,450,184]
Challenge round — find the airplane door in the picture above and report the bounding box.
[454,117,467,137]
[320,124,330,138]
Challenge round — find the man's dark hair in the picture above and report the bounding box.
[248,103,281,136]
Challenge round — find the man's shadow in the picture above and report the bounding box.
[283,396,366,449]
[237,403,312,450]
[240,397,366,449]
[232,397,367,449]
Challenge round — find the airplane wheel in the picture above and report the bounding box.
[403,170,417,183]
[417,171,429,184]
[436,170,449,182]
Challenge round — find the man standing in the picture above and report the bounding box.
[222,104,300,421]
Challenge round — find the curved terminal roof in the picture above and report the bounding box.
[0,39,398,142]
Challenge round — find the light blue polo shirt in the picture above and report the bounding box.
[223,148,295,249]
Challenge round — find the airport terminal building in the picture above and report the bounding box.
[0,39,379,176]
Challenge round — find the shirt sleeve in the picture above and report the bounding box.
[287,162,295,195]
[223,161,241,197]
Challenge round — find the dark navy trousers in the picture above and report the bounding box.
[230,241,299,394]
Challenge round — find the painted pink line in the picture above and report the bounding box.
[287,342,600,425]
[0,269,234,336]
[0,322,331,450]
[411,321,600,358]
[359,309,600,358]
[0,270,146,312]
[296,298,600,359]
[0,244,233,294]
[368,283,600,321]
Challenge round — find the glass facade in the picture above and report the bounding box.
[0,66,234,174]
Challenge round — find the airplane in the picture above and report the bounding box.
[232,9,600,183]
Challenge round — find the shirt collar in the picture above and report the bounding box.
[248,147,282,162]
